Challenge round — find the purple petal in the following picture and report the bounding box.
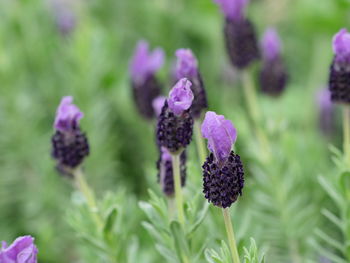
[0,236,38,263]
[213,0,248,21]
[175,49,198,79]
[160,147,172,161]
[333,28,350,63]
[317,88,332,110]
[129,40,165,85]
[167,78,194,115]
[152,96,166,117]
[201,111,237,161]
[54,96,84,132]
[262,28,281,61]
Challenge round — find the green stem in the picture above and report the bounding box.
[167,197,175,222]
[172,153,185,225]
[194,120,207,165]
[74,168,103,229]
[222,208,240,263]
[343,106,350,167]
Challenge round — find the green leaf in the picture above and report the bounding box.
[155,244,178,263]
[187,201,209,237]
[170,221,190,262]
[204,249,224,263]
[103,206,118,237]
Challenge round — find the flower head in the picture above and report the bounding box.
[152,96,166,117]
[0,236,38,263]
[167,78,194,116]
[262,28,281,61]
[129,40,164,85]
[175,49,198,79]
[213,0,248,21]
[54,96,83,132]
[333,28,350,63]
[201,111,237,161]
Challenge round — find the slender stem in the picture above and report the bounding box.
[74,168,103,229]
[343,106,350,166]
[167,197,175,222]
[194,120,207,165]
[222,208,240,263]
[171,153,185,225]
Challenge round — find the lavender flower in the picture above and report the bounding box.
[214,0,259,69]
[152,96,166,117]
[317,88,335,136]
[329,28,350,104]
[259,28,288,96]
[51,96,89,176]
[157,147,186,196]
[52,0,76,36]
[157,78,194,153]
[201,111,244,208]
[129,41,164,119]
[175,49,208,118]
[0,236,38,263]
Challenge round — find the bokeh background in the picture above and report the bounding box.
[1,0,350,262]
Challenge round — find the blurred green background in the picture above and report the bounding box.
[1,0,350,262]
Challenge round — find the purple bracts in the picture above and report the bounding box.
[175,49,208,118]
[54,96,83,132]
[317,88,335,136]
[201,111,244,208]
[201,111,237,161]
[329,29,350,104]
[167,78,194,116]
[152,96,166,117]
[129,41,164,86]
[0,236,38,263]
[259,29,288,96]
[52,96,89,175]
[213,0,248,22]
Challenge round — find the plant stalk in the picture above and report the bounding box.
[222,208,240,263]
[172,153,185,225]
[74,168,103,229]
[343,106,350,166]
[194,120,207,165]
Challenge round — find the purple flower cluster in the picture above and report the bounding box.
[51,96,89,176]
[329,28,350,104]
[129,40,164,119]
[201,112,244,208]
[0,236,38,263]
[259,28,288,96]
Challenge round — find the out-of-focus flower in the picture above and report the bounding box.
[51,96,89,176]
[0,236,38,263]
[317,88,335,136]
[152,96,166,117]
[213,0,248,22]
[157,78,194,153]
[329,28,350,104]
[214,0,259,69]
[175,49,208,118]
[52,0,76,36]
[259,28,288,96]
[157,147,186,196]
[129,40,164,119]
[201,111,244,208]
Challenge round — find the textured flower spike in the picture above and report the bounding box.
[157,147,186,196]
[214,0,259,69]
[175,49,208,118]
[129,40,164,119]
[0,236,38,263]
[259,28,288,96]
[51,96,89,176]
[201,111,244,208]
[317,88,335,136]
[329,29,350,104]
[157,78,194,153]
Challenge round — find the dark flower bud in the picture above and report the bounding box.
[157,147,186,196]
[157,79,194,153]
[129,40,164,118]
[203,152,244,208]
[201,111,244,208]
[329,29,350,104]
[259,29,288,96]
[175,49,208,118]
[51,96,89,176]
